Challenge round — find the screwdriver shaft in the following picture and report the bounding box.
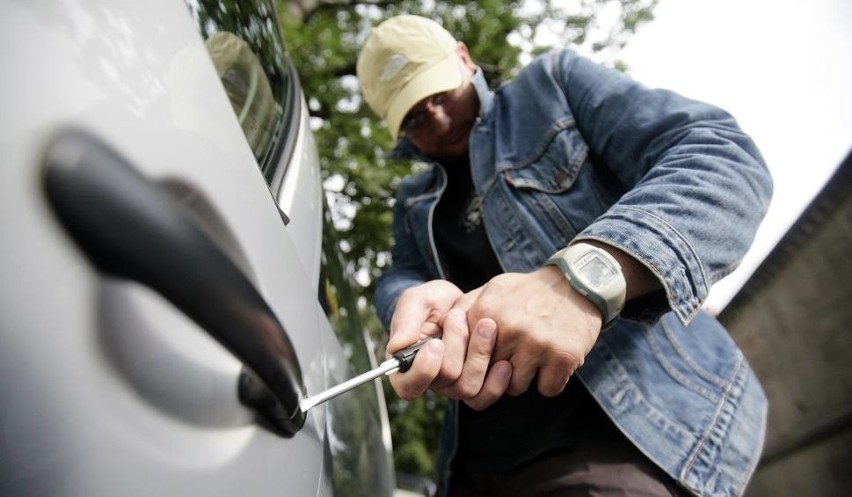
[299,335,438,413]
[300,358,400,412]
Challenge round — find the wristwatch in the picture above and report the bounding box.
[545,243,627,328]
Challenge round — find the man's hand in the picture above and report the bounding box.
[456,266,603,398]
[386,280,512,410]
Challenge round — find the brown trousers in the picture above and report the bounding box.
[447,412,688,497]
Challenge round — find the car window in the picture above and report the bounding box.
[185,0,295,181]
[319,206,374,373]
[319,205,395,497]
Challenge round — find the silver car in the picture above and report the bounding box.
[1,1,413,495]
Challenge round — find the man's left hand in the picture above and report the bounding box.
[455,266,603,399]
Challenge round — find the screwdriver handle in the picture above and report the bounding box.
[391,335,438,373]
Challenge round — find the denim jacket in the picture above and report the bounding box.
[374,49,772,497]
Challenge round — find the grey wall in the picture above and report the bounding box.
[719,152,852,497]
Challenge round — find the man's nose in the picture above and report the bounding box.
[424,101,451,134]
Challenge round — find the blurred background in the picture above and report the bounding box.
[621,0,852,313]
[274,0,851,494]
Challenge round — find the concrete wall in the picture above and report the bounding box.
[719,153,852,497]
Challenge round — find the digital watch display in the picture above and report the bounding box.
[545,243,627,328]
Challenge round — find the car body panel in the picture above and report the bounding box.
[1,1,394,495]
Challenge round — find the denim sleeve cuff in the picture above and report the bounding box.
[576,205,710,325]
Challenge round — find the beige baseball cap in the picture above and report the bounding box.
[356,15,463,141]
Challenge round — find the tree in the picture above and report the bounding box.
[275,0,658,479]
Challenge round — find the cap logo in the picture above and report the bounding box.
[380,54,409,82]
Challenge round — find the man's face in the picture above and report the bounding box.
[400,48,479,161]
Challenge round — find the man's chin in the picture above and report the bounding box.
[440,135,471,160]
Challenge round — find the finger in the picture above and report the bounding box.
[388,321,442,353]
[506,353,537,396]
[452,317,497,398]
[388,283,461,356]
[387,294,430,356]
[464,360,512,411]
[536,359,574,397]
[389,338,444,400]
[387,317,441,361]
[433,308,469,387]
[451,287,481,314]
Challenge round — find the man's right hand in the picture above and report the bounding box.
[387,280,512,410]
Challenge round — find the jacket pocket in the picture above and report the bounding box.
[503,123,589,193]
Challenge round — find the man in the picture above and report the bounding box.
[357,15,771,497]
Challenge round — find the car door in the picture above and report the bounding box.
[0,0,394,495]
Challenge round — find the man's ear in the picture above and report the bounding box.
[457,42,477,71]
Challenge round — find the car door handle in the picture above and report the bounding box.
[42,129,307,436]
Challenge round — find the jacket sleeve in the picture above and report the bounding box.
[373,180,433,331]
[555,50,773,323]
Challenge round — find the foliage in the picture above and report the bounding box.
[275,0,657,479]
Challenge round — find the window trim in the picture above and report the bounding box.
[263,59,303,196]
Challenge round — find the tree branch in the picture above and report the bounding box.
[303,0,404,24]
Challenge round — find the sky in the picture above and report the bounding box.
[615,0,852,311]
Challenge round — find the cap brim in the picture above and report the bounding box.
[385,54,463,141]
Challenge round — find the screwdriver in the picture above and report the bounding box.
[300,335,438,412]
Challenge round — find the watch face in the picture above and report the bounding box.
[575,253,618,290]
